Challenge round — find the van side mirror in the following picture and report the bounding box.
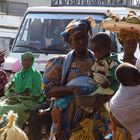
[9,38,14,50]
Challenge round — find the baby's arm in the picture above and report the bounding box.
[101,76,112,89]
[90,86,114,96]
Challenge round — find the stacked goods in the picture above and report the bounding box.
[101,10,140,36]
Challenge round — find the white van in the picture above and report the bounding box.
[2,6,137,73]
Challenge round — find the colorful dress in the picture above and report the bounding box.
[42,50,112,140]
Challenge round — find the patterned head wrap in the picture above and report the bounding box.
[61,16,95,43]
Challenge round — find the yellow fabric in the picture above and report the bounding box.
[0,111,29,140]
[113,126,126,140]
[111,119,132,140]
[69,118,95,140]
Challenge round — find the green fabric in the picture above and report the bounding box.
[0,52,43,128]
[0,94,39,128]
[12,68,42,96]
[12,52,42,96]
[106,54,121,92]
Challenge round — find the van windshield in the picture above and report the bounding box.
[13,12,105,54]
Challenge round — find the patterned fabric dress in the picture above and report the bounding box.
[90,54,120,93]
[42,53,112,140]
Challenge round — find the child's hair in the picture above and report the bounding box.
[91,32,112,49]
[115,63,139,84]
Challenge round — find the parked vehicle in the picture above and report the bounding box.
[2,6,138,73]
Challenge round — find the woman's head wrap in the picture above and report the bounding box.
[21,52,34,67]
[61,16,95,43]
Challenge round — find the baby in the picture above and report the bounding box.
[89,32,120,96]
[110,63,140,140]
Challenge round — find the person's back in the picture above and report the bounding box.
[110,63,140,140]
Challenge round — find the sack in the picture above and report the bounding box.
[69,118,95,140]
[0,111,29,140]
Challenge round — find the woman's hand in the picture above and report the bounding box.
[46,86,82,98]
[101,77,112,88]
[23,89,30,96]
[101,81,110,88]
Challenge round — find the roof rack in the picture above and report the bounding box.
[51,0,140,8]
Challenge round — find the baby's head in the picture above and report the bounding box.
[116,63,140,86]
[91,32,112,60]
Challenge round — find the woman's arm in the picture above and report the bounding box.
[46,86,83,98]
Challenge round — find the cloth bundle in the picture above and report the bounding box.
[0,111,29,140]
[69,118,95,140]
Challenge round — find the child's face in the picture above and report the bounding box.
[91,42,110,60]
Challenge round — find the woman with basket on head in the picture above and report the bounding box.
[102,10,140,140]
[102,10,140,65]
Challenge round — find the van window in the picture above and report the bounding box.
[13,13,105,54]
